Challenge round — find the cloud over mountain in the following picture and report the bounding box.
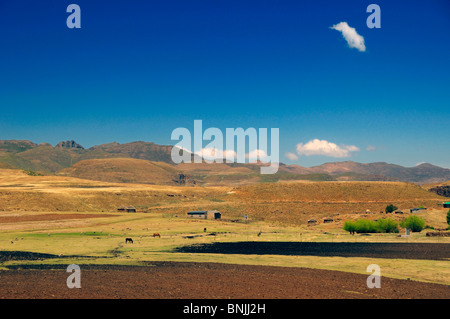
[296,139,359,158]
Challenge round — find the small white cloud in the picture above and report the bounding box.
[197,147,237,160]
[246,149,269,163]
[366,145,377,151]
[285,152,299,161]
[415,162,426,166]
[296,139,359,158]
[330,22,366,52]
[197,148,270,163]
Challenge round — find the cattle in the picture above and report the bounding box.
[125,237,133,244]
[153,233,161,238]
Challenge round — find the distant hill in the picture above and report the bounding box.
[0,139,449,185]
[57,158,179,185]
[0,140,173,174]
[289,161,450,184]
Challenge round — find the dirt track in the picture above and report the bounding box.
[1,262,449,299]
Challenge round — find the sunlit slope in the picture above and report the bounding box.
[58,158,179,185]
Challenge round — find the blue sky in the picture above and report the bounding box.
[0,0,449,168]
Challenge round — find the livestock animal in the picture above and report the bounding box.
[125,237,133,244]
[153,233,161,238]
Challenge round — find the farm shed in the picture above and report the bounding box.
[443,202,450,209]
[410,207,426,213]
[323,217,333,223]
[127,206,136,213]
[187,210,221,220]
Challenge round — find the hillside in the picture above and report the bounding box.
[422,180,450,198]
[0,140,173,174]
[57,158,179,185]
[0,170,447,227]
[0,139,449,184]
[231,181,448,224]
[286,161,450,184]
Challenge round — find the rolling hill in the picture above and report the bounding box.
[57,158,179,185]
[0,139,449,185]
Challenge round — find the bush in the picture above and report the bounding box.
[376,218,399,233]
[385,204,398,214]
[343,218,399,234]
[401,215,426,232]
[447,210,450,226]
[343,220,357,235]
[354,219,378,233]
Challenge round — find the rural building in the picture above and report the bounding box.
[410,207,427,213]
[187,210,221,220]
[323,217,333,223]
[443,202,450,208]
[117,206,136,213]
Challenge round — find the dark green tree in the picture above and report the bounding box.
[385,204,398,214]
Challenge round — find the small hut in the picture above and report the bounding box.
[127,206,136,213]
[187,210,221,220]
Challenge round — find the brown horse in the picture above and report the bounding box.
[153,233,161,238]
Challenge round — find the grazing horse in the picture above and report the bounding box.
[125,237,133,244]
[153,233,161,238]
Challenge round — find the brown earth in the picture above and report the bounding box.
[0,213,116,224]
[0,262,448,299]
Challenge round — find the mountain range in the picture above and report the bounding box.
[0,139,449,185]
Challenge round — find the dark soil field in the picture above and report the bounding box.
[175,242,450,260]
[0,262,448,299]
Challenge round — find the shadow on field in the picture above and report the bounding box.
[174,242,450,260]
[0,251,95,263]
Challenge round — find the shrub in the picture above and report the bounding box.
[354,219,378,233]
[343,220,357,235]
[376,218,399,233]
[343,218,399,234]
[385,204,398,214]
[401,215,426,232]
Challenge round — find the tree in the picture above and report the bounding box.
[447,210,450,228]
[401,215,426,232]
[343,220,357,235]
[385,204,398,214]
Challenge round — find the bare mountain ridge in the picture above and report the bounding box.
[0,139,448,184]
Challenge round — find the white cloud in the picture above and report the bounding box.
[366,145,377,151]
[296,139,359,158]
[285,152,299,161]
[197,147,237,161]
[415,162,426,167]
[330,22,366,52]
[196,147,270,163]
[246,149,268,163]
